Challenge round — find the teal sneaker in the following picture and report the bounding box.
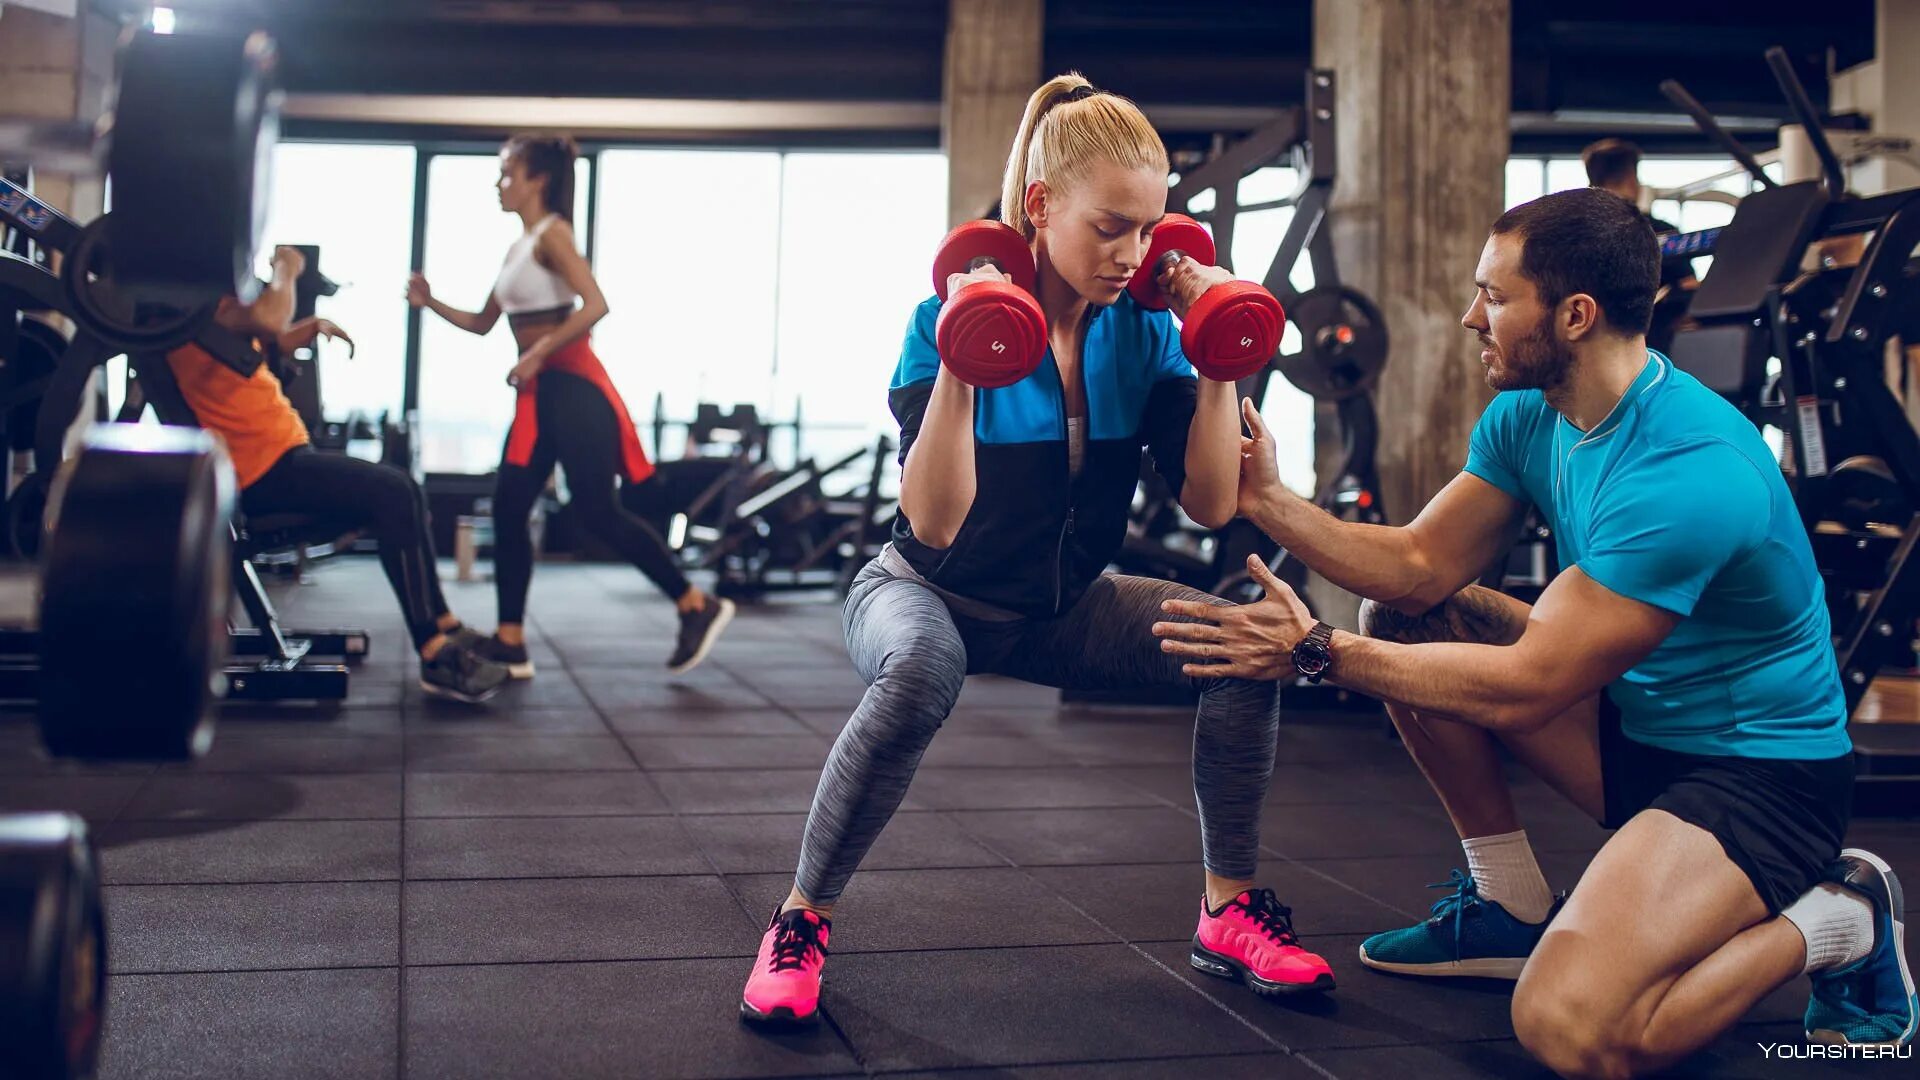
[1358,869,1560,980]
[1805,848,1917,1047]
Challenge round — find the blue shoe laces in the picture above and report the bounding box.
[1425,869,1484,958]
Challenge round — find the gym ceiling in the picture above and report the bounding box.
[86,0,1877,153]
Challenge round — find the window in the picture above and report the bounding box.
[256,142,417,423]
[416,153,590,473]
[593,150,784,460]
[771,152,947,467]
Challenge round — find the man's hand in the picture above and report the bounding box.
[406,272,433,309]
[1153,555,1314,681]
[1236,397,1282,519]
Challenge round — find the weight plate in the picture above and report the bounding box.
[107,30,280,305]
[0,812,106,1080]
[1827,456,1914,531]
[933,220,1036,301]
[38,424,234,761]
[1128,213,1216,311]
[1276,285,1390,401]
[5,471,49,562]
[6,317,66,453]
[61,217,212,354]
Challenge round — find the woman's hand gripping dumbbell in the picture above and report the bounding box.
[929,220,1047,388]
[1129,213,1285,382]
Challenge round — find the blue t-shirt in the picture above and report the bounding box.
[1464,350,1849,759]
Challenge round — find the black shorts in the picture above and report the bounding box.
[1598,698,1855,913]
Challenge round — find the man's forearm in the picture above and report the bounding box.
[1244,486,1435,608]
[1326,631,1545,730]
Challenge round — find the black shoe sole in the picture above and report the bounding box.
[739,998,818,1027]
[1190,939,1336,995]
[417,677,504,704]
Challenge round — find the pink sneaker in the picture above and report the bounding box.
[1190,888,1336,994]
[740,906,831,1025]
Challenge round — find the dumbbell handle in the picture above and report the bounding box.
[1154,249,1191,275]
[966,255,1005,274]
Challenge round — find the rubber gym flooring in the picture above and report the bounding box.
[2,558,1914,1079]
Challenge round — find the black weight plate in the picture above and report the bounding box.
[39,424,234,761]
[108,31,280,305]
[0,812,106,1080]
[5,471,49,562]
[1276,285,1390,401]
[1828,456,1914,531]
[6,317,66,453]
[61,217,212,354]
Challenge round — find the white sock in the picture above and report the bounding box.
[1463,830,1555,924]
[1782,883,1876,973]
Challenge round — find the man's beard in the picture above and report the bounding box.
[1484,318,1574,393]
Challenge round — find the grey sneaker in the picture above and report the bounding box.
[470,634,536,680]
[668,596,735,675]
[420,641,510,703]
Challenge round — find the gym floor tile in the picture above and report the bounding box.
[403,958,859,1079]
[1023,861,1415,939]
[904,766,1167,811]
[404,769,672,817]
[823,943,1277,1072]
[405,671,596,711]
[96,819,400,884]
[1024,725,1201,766]
[726,867,1119,953]
[0,730,160,777]
[955,676,1064,708]
[156,733,403,774]
[1255,802,1491,861]
[621,733,834,770]
[648,767,920,816]
[943,806,1206,866]
[401,733,638,772]
[599,704,816,736]
[404,875,760,964]
[215,706,405,738]
[911,732,1084,769]
[0,774,145,820]
[399,704,612,736]
[1137,937,1520,1050]
[581,677,777,713]
[119,772,402,821]
[1301,1023,1864,1079]
[105,881,399,973]
[680,811,1005,875]
[403,815,711,879]
[869,1053,1322,1079]
[98,968,398,1080]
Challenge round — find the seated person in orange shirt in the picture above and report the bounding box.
[166,246,509,703]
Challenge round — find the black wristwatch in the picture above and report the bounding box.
[1292,621,1336,683]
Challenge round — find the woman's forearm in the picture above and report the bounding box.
[898,371,978,548]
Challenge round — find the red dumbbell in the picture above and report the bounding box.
[1128,213,1285,382]
[931,221,1046,389]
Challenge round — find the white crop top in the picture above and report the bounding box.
[493,215,578,315]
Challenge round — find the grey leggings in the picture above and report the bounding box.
[793,559,1282,905]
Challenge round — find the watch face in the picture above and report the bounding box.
[1294,642,1331,676]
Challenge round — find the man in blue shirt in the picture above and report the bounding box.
[1154,188,1915,1075]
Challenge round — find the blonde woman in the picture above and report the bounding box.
[739,75,1332,1027]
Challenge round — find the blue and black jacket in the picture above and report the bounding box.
[888,291,1200,617]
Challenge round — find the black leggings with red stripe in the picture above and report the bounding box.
[493,370,689,624]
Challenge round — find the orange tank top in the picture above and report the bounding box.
[164,343,311,489]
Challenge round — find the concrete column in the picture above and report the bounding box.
[0,3,114,221]
[942,0,1043,227]
[1314,0,1510,522]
